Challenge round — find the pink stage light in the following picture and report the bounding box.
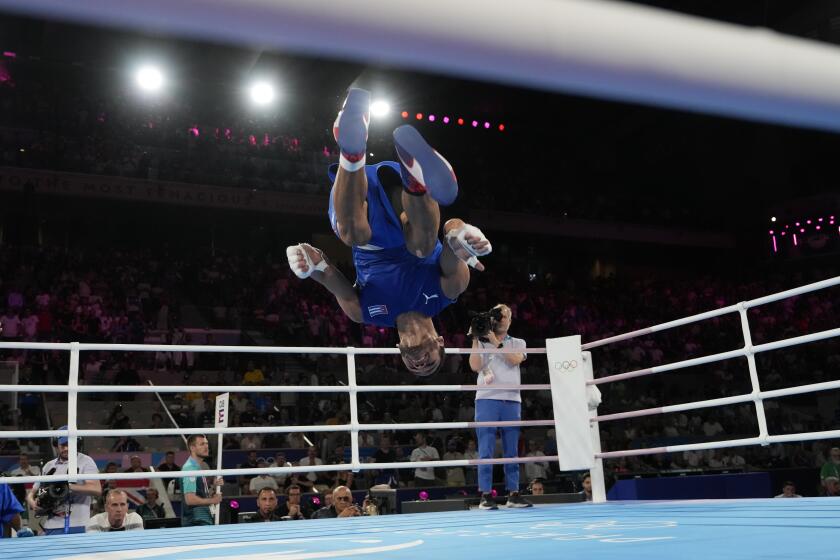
[816,225,821,230]
[442,116,450,124]
[793,234,798,246]
[471,120,478,127]
[772,236,778,253]
[484,121,490,129]
[768,230,774,235]
[428,114,436,122]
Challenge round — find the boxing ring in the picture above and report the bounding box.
[0,276,837,558]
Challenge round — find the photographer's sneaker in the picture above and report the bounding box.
[478,493,498,510]
[333,88,370,172]
[393,124,459,206]
[505,491,533,508]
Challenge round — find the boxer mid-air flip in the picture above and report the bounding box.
[287,88,492,376]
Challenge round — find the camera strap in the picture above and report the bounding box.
[63,497,70,534]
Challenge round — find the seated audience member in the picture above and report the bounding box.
[249,460,280,495]
[529,479,545,496]
[272,452,293,488]
[275,484,313,520]
[822,476,840,497]
[238,450,260,494]
[820,447,840,493]
[136,487,166,519]
[774,481,802,499]
[241,487,284,523]
[124,455,150,473]
[581,473,593,501]
[86,489,145,532]
[311,486,361,519]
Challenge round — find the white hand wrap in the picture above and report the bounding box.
[286,243,328,279]
[445,223,492,269]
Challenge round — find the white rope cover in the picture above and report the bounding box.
[2,0,840,131]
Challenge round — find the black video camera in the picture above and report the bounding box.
[469,307,503,342]
[35,468,70,514]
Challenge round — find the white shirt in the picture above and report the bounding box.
[86,511,145,532]
[410,445,440,480]
[524,451,550,481]
[298,456,323,482]
[273,461,293,486]
[250,475,279,494]
[475,335,526,403]
[33,453,99,529]
[10,464,41,477]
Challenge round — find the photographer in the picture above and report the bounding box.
[26,426,101,535]
[468,304,531,510]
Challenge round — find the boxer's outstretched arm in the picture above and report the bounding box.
[311,265,362,323]
[289,243,363,323]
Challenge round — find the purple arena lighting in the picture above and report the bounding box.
[442,116,450,124]
[229,500,240,509]
[418,491,429,501]
[772,236,777,253]
[428,114,436,122]
[484,121,490,128]
[490,489,498,497]
[471,120,478,127]
[311,496,321,506]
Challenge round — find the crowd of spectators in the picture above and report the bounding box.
[0,236,837,484]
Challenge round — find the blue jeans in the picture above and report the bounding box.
[475,399,520,493]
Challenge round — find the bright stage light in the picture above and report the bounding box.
[135,65,164,92]
[249,81,276,105]
[371,100,391,117]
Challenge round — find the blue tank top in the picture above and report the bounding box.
[328,162,455,327]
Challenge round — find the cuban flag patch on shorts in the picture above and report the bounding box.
[367,304,389,318]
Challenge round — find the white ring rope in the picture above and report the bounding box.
[585,275,840,460]
[0,276,836,487]
[5,0,840,131]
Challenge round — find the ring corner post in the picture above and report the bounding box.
[347,348,361,473]
[547,336,598,498]
[67,341,81,482]
[583,351,607,503]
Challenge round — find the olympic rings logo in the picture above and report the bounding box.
[554,360,578,371]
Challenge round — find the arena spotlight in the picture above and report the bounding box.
[370,99,391,118]
[249,81,276,105]
[135,65,164,92]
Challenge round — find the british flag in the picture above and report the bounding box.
[367,304,388,318]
